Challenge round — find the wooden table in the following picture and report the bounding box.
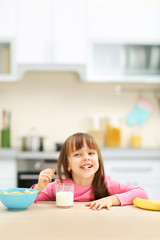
[0,201,160,240]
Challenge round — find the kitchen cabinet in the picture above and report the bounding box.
[87,0,160,41]
[0,0,16,38]
[103,159,160,200]
[16,0,51,64]
[86,0,160,82]
[0,150,17,188]
[52,0,87,64]
[0,0,17,81]
[16,0,87,64]
[86,43,160,82]
[0,40,16,82]
[1,0,160,83]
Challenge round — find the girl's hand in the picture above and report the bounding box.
[85,195,120,211]
[34,168,55,193]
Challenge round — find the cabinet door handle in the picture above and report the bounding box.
[19,174,39,180]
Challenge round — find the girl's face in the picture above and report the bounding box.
[67,140,99,185]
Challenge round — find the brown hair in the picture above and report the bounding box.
[57,132,109,200]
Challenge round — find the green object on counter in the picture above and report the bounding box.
[1,128,10,148]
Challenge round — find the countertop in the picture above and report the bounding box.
[1,148,160,160]
[0,201,160,240]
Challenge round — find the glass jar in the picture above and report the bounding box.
[106,116,121,147]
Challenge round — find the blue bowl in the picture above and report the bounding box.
[0,188,38,210]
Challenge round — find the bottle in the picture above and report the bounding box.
[1,110,11,148]
[106,116,121,147]
[130,125,141,148]
[88,115,105,147]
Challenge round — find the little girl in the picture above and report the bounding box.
[32,132,148,210]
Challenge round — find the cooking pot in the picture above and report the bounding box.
[22,136,44,151]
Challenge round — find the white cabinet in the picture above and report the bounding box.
[16,0,51,63]
[52,0,87,64]
[16,0,87,64]
[87,43,160,82]
[0,158,17,188]
[1,0,160,82]
[103,159,160,200]
[87,0,160,42]
[0,0,16,38]
[86,0,160,82]
[0,1,17,81]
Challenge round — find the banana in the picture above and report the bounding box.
[133,198,160,211]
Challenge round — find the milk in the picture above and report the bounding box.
[56,191,73,208]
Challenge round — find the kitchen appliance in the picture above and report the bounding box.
[17,159,57,188]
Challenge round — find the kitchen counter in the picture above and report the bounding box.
[0,148,17,159]
[0,201,160,240]
[1,148,160,160]
[17,148,160,160]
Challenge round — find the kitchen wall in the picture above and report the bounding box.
[0,71,160,150]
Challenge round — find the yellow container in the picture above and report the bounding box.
[131,135,141,147]
[106,124,121,147]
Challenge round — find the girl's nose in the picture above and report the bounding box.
[83,153,90,161]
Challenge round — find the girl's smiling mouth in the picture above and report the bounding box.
[80,164,93,169]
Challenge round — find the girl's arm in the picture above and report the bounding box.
[106,175,149,206]
[34,182,56,201]
[31,168,56,201]
[86,176,148,210]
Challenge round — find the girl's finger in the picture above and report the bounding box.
[85,201,95,207]
[89,202,96,208]
[85,202,91,206]
[92,203,100,210]
[43,172,53,181]
[41,174,51,181]
[97,204,104,211]
[41,176,50,182]
[106,205,111,210]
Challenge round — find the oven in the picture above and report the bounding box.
[17,159,58,188]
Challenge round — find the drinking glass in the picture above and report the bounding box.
[55,180,74,208]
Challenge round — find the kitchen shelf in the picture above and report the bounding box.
[86,43,160,83]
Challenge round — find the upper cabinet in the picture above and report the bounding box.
[52,0,87,64]
[86,42,160,83]
[0,1,16,81]
[16,0,51,64]
[86,0,160,82]
[16,0,87,64]
[87,0,160,42]
[0,0,16,38]
[0,0,160,82]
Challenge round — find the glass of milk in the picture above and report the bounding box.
[56,180,74,208]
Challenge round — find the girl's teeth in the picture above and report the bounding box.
[82,165,92,169]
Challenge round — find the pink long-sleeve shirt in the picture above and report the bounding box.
[34,175,148,205]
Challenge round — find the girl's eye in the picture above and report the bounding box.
[74,153,80,157]
[89,152,95,155]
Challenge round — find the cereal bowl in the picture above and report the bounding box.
[0,188,38,210]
